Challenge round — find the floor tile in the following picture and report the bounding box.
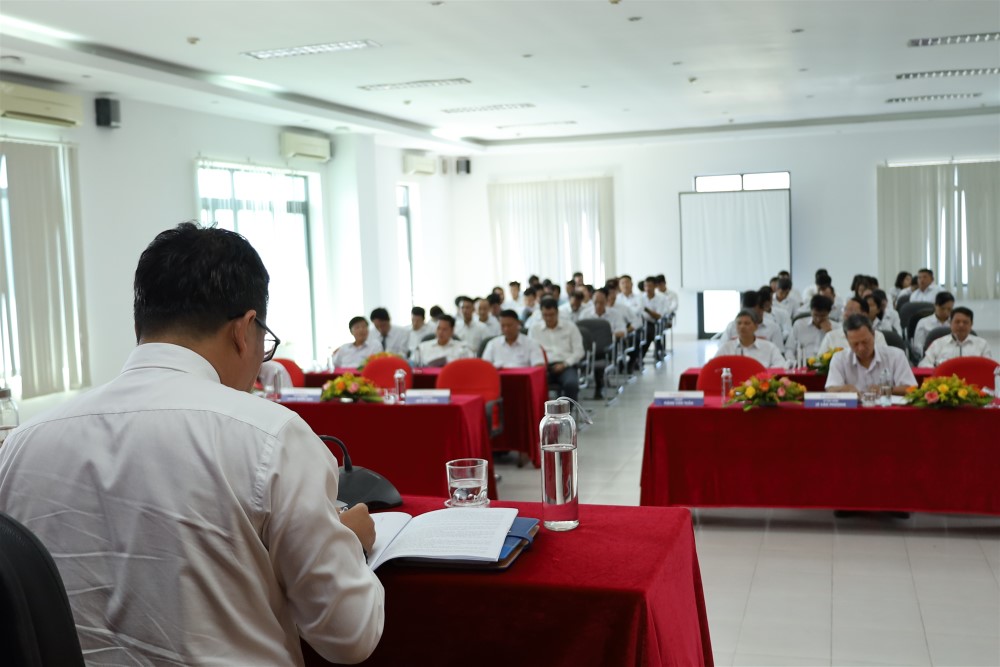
[735,618,831,660]
[919,601,1000,638]
[732,652,830,666]
[925,632,1000,666]
[832,627,931,666]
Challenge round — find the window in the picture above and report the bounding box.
[197,161,317,361]
[695,171,790,193]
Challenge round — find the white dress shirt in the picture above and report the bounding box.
[415,338,472,366]
[529,320,585,366]
[716,338,786,367]
[826,344,916,390]
[639,292,670,323]
[0,344,384,666]
[912,314,950,353]
[770,307,793,340]
[482,333,546,368]
[479,315,502,338]
[501,296,523,312]
[723,317,784,348]
[559,303,585,322]
[773,293,801,315]
[618,291,641,313]
[661,289,679,317]
[876,308,902,336]
[919,334,994,367]
[331,337,383,368]
[818,328,887,356]
[407,323,433,356]
[611,302,641,330]
[371,325,410,356]
[454,317,491,354]
[908,285,941,304]
[784,318,830,359]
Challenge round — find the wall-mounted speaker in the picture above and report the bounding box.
[95,98,120,128]
[456,157,471,175]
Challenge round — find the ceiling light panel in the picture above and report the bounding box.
[243,40,380,59]
[908,33,1000,47]
[359,78,471,91]
[442,103,535,113]
[496,121,577,130]
[896,67,1000,79]
[886,93,983,103]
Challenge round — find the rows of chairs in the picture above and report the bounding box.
[576,314,674,405]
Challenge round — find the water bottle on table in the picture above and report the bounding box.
[393,368,407,403]
[540,398,579,531]
[879,368,892,407]
[0,387,18,446]
[720,367,733,402]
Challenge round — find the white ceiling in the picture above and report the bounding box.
[1,0,998,152]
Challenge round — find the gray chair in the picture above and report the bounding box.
[881,330,907,353]
[575,318,620,403]
[922,326,952,354]
[900,302,935,342]
[478,335,499,358]
[0,512,85,667]
[895,292,911,308]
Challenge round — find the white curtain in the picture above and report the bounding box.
[487,177,615,285]
[0,140,89,398]
[877,161,1000,299]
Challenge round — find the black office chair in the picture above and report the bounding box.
[0,512,85,667]
[900,302,935,342]
[881,330,907,353]
[478,335,499,358]
[576,318,619,403]
[895,293,910,308]
[922,326,952,354]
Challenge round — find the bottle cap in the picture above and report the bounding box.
[544,398,571,415]
[0,387,10,399]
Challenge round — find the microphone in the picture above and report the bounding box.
[319,435,402,510]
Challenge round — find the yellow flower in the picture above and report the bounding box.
[807,357,816,366]
[821,352,832,361]
[958,388,968,398]
[745,386,757,398]
[937,384,949,394]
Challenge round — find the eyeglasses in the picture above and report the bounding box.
[255,318,280,362]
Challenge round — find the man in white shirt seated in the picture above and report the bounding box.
[585,288,627,339]
[716,309,786,367]
[723,291,783,347]
[654,274,679,317]
[870,290,902,336]
[560,290,586,322]
[607,284,641,333]
[415,315,472,367]
[406,306,432,358]
[0,222,383,665]
[826,314,916,394]
[919,306,993,367]
[801,268,829,303]
[759,287,791,341]
[476,297,502,338]
[773,276,802,316]
[617,274,641,312]
[369,307,409,356]
[482,310,546,369]
[639,276,670,358]
[331,316,384,368]
[529,298,584,402]
[912,291,954,355]
[785,295,834,360]
[908,268,940,304]
[454,297,491,354]
[502,280,523,312]
[818,297,887,355]
[520,287,539,323]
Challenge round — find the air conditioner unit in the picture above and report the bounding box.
[403,153,436,175]
[0,82,83,127]
[279,131,332,161]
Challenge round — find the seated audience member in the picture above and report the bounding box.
[551,283,566,306]
[369,307,409,355]
[654,274,680,317]
[454,296,489,352]
[723,291,783,347]
[487,292,504,320]
[415,315,471,367]
[870,289,901,336]
[912,291,954,353]
[482,310,546,368]
[890,270,912,305]
[850,274,871,299]
[502,281,523,311]
[759,286,791,341]
[528,274,542,289]
[716,309,786,367]
[784,295,834,359]
[428,305,444,323]
[801,268,829,302]
[565,279,577,302]
[520,287,539,322]
[639,276,670,357]
[773,276,801,314]
[407,306,432,357]
[919,306,993,367]
[529,298,584,402]
[585,288,627,339]
[818,297,887,355]
[560,290,586,322]
[606,284,641,332]
[617,274,640,312]
[492,285,505,302]
[572,271,584,288]
[0,223,383,664]
[908,268,940,303]
[826,314,916,394]
[331,316,383,368]
[477,297,502,337]
[777,270,803,303]
[769,275,780,292]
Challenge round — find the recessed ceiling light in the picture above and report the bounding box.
[243,40,380,60]
[887,93,983,103]
[0,15,79,40]
[442,103,535,113]
[359,77,471,91]
[497,120,577,130]
[909,32,1000,47]
[897,67,1000,79]
[221,75,282,91]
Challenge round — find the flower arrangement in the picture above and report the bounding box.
[904,374,991,409]
[357,351,402,371]
[726,373,808,411]
[807,347,842,375]
[321,373,382,402]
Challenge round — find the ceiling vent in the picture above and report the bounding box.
[279,131,332,161]
[403,153,437,175]
[0,82,83,127]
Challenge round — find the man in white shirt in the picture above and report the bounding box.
[0,223,383,665]
[870,290,902,336]
[476,297,502,338]
[560,290,586,322]
[801,268,830,303]
[785,295,834,360]
[586,288,627,338]
[520,287,539,323]
[482,310,546,369]
[775,272,803,310]
[416,315,472,367]
[827,314,916,394]
[454,298,491,354]
[912,291,954,355]
[331,316,384,368]
[607,284,641,333]
[723,290,783,347]
[369,307,409,356]
[617,274,641,312]
[406,306,432,358]
[639,276,670,359]
[716,310,786,367]
[502,280,523,312]
[908,268,941,304]
[529,298,585,402]
[654,274,679,317]
[919,306,993,367]
[759,287,791,341]
[818,298,887,355]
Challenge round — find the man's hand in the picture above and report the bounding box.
[339,503,376,554]
[551,362,566,374]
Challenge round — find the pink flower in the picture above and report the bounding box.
[777,387,786,397]
[781,377,791,386]
[348,382,359,393]
[925,391,939,404]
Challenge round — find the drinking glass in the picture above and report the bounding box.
[445,458,489,507]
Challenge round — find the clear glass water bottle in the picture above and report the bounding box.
[393,368,407,403]
[540,398,578,531]
[720,367,733,401]
[0,387,18,446]
[879,368,893,407]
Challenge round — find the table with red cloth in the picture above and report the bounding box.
[641,397,1000,515]
[301,495,713,667]
[305,366,549,467]
[284,396,497,500]
[677,366,935,391]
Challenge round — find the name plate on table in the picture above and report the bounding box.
[279,387,322,402]
[653,391,705,407]
[405,389,451,404]
[804,391,858,408]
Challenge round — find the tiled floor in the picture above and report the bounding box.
[494,333,1000,667]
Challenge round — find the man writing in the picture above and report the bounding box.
[0,223,383,665]
[826,314,916,394]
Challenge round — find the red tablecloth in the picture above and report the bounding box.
[641,397,1000,514]
[677,366,935,391]
[302,495,713,667]
[284,396,497,499]
[306,367,549,467]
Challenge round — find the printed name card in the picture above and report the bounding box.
[405,389,451,405]
[278,387,322,402]
[653,391,705,407]
[804,391,858,408]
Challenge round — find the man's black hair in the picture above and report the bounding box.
[134,222,269,342]
[429,305,444,318]
[740,290,760,309]
[499,309,520,320]
[523,286,537,297]
[810,295,834,313]
[777,277,793,291]
[370,307,390,322]
[348,316,367,330]
[437,314,456,328]
[816,274,833,289]
[935,291,955,306]
[411,306,426,318]
[951,306,974,322]
[849,296,869,313]
[486,293,502,306]
[539,297,559,311]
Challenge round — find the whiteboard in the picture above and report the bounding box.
[679,190,791,291]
